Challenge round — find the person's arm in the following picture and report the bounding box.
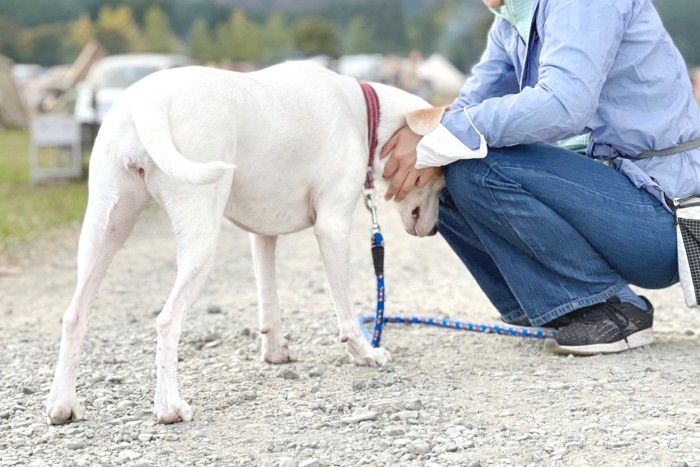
[444,0,630,150]
[450,17,521,112]
[382,18,520,200]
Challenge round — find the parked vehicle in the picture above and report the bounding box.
[74,54,194,146]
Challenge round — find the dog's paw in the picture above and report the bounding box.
[351,346,391,367]
[153,399,193,424]
[46,400,84,425]
[262,336,296,364]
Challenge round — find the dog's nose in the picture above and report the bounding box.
[411,207,420,219]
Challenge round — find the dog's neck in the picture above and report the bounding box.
[364,82,431,197]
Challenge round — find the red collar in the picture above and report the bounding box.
[359,81,380,189]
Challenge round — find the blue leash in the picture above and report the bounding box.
[359,189,557,347]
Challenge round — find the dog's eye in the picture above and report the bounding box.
[411,207,420,219]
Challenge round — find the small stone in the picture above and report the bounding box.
[409,440,430,454]
[118,450,141,461]
[385,426,405,436]
[203,339,221,349]
[116,400,134,410]
[203,332,221,343]
[107,375,125,384]
[352,381,366,391]
[391,411,418,421]
[278,457,298,467]
[21,387,35,395]
[280,370,300,380]
[341,412,378,424]
[90,374,106,385]
[299,460,319,467]
[243,391,257,401]
[138,433,153,442]
[404,399,422,411]
[92,397,108,409]
[66,442,86,450]
[467,462,481,467]
[207,305,223,314]
[308,367,325,378]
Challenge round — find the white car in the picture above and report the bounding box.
[74,54,194,127]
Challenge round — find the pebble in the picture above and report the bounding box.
[341,412,378,424]
[206,305,223,314]
[280,370,300,380]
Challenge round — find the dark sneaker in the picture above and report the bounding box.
[544,296,653,355]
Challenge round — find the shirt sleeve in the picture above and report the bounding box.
[441,0,631,151]
[415,18,520,168]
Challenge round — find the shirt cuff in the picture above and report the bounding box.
[416,109,488,169]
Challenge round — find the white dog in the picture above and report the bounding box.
[46,61,446,425]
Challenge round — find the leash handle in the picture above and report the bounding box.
[371,231,384,276]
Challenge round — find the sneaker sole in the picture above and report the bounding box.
[544,328,653,356]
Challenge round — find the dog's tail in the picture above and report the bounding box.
[128,91,235,185]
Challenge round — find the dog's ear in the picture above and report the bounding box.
[404,106,449,136]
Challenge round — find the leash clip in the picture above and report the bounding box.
[363,186,381,234]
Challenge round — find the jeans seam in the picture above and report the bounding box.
[490,164,663,210]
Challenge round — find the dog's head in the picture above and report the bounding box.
[393,176,445,237]
[390,105,447,237]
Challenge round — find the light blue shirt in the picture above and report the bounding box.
[443,0,700,208]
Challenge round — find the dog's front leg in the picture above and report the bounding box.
[314,222,390,366]
[250,234,295,363]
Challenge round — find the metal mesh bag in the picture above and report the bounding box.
[676,196,700,307]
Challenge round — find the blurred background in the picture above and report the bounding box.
[0,0,699,255]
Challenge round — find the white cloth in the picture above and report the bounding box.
[415,110,488,169]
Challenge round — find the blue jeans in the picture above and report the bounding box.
[438,144,678,326]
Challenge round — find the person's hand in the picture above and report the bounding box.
[381,125,440,202]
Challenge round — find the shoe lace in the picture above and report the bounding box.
[579,302,631,344]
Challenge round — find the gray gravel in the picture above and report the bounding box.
[2,203,700,466]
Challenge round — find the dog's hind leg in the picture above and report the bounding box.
[153,183,230,423]
[314,216,391,366]
[250,234,295,363]
[46,170,151,425]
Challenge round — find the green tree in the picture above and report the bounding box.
[142,5,176,53]
[293,17,339,58]
[17,24,73,65]
[656,0,700,66]
[95,5,142,54]
[260,12,292,66]
[215,9,263,62]
[68,13,96,54]
[188,17,215,62]
[344,16,374,54]
[0,17,21,61]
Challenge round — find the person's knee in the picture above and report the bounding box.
[442,159,485,201]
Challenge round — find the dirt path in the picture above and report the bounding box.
[1,204,700,466]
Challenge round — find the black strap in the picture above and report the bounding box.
[635,136,700,159]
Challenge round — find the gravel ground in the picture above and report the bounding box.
[2,202,700,467]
